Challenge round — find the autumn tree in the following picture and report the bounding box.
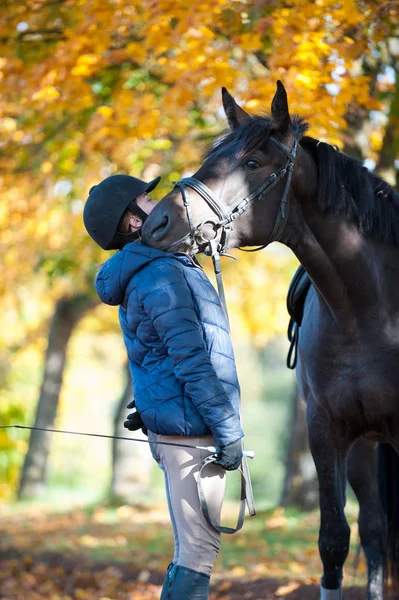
[280,386,318,509]
[0,0,397,499]
[18,293,97,499]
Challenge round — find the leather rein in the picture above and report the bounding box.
[171,135,298,527]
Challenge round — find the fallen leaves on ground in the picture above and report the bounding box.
[0,502,368,599]
[0,555,162,600]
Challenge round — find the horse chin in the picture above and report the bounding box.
[171,237,212,257]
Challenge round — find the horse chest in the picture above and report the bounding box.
[299,345,399,437]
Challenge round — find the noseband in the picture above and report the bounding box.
[173,136,298,257]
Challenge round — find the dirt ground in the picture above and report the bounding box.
[0,549,368,599]
[211,579,366,599]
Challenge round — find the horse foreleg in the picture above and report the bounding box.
[347,438,387,600]
[308,414,351,600]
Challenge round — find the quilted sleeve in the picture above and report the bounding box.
[136,260,243,447]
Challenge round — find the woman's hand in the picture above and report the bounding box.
[124,399,148,435]
[214,439,243,471]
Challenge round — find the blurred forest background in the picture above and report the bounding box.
[0,0,398,515]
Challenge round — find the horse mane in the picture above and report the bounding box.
[207,115,399,247]
[205,114,308,159]
[301,136,399,247]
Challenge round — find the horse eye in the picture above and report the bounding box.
[245,159,260,170]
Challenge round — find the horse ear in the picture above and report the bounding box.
[222,87,250,130]
[271,81,291,133]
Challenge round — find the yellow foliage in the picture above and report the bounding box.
[32,86,61,102]
[0,0,395,348]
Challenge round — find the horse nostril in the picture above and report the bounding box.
[153,215,170,241]
[143,214,170,242]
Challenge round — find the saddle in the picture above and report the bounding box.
[286,265,312,369]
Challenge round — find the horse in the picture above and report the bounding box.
[141,82,399,599]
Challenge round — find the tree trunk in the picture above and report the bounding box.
[109,363,153,504]
[280,385,318,510]
[18,293,97,499]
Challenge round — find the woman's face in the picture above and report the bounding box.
[136,192,158,216]
[120,193,158,233]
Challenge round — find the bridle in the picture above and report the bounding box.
[172,134,297,319]
[172,135,298,262]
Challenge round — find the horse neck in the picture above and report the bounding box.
[284,148,396,324]
[289,212,378,315]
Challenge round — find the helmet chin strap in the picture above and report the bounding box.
[128,200,148,223]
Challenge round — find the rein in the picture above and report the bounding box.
[171,135,298,524]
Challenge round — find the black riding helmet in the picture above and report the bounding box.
[83,174,161,250]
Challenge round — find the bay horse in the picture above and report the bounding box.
[141,82,399,599]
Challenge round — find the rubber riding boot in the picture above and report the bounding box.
[160,564,210,600]
[160,563,174,600]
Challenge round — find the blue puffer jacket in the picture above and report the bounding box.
[95,242,243,447]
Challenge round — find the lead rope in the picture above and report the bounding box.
[197,239,256,534]
[202,150,298,519]
[175,138,299,530]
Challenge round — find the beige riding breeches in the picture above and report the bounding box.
[148,432,226,576]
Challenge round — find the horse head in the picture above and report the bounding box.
[142,82,308,253]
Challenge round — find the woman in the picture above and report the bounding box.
[83,174,244,599]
